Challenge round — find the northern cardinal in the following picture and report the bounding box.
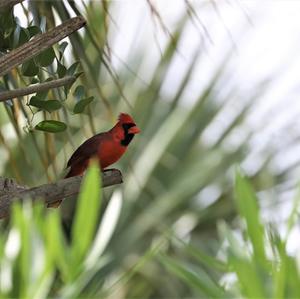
[48,113,140,208]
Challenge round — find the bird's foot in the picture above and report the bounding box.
[102,168,118,173]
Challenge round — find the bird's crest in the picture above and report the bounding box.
[118,113,135,124]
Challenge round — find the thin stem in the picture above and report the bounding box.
[0,76,76,102]
[0,130,22,182]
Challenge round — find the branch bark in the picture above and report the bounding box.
[0,169,123,219]
[0,0,24,10]
[0,76,76,102]
[0,16,86,76]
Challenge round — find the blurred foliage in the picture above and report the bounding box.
[160,171,300,298]
[0,162,111,298]
[0,0,299,298]
[0,168,299,298]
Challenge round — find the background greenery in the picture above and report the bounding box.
[0,1,299,298]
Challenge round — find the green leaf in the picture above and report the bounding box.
[74,72,84,79]
[29,95,44,107]
[27,26,41,38]
[71,160,102,264]
[30,77,39,84]
[218,221,266,298]
[35,91,48,101]
[45,211,71,282]
[35,120,67,133]
[58,41,68,60]
[59,41,68,53]
[0,10,15,35]
[283,255,300,298]
[66,62,80,76]
[29,97,62,112]
[36,77,53,99]
[36,47,55,67]
[229,254,266,298]
[11,202,30,297]
[17,27,29,47]
[73,96,94,114]
[57,61,67,78]
[159,254,226,298]
[21,59,39,77]
[179,239,228,272]
[235,169,267,265]
[285,185,300,243]
[64,62,80,95]
[73,85,85,100]
[43,100,62,112]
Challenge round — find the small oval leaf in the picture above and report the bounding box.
[43,100,62,112]
[29,96,43,107]
[36,47,55,67]
[73,96,94,114]
[73,85,85,101]
[30,97,62,112]
[21,59,39,77]
[30,77,39,84]
[58,41,68,60]
[35,120,67,133]
[17,27,30,47]
[27,26,41,38]
[59,41,68,53]
[66,62,80,76]
[57,62,67,78]
[64,62,80,96]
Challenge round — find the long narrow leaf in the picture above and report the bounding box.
[71,161,102,264]
[235,169,267,265]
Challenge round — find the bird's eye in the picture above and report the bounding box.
[122,123,135,130]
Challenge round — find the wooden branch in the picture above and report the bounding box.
[0,177,28,193]
[0,76,76,102]
[0,0,24,10]
[0,169,123,219]
[0,16,86,77]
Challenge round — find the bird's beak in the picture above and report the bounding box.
[128,125,141,134]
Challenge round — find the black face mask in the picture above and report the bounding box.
[121,123,136,146]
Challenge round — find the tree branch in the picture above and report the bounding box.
[0,16,86,76]
[0,169,123,219]
[0,0,24,10]
[0,177,27,193]
[0,76,76,102]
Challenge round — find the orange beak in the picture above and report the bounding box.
[128,125,141,134]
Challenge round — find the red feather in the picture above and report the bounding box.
[48,113,140,208]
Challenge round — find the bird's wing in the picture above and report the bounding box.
[67,133,105,168]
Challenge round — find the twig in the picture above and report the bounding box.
[0,16,86,76]
[146,0,173,41]
[0,0,24,10]
[0,177,27,192]
[146,0,184,59]
[0,76,76,102]
[184,0,214,45]
[0,169,123,219]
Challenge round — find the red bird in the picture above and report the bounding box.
[48,113,140,208]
